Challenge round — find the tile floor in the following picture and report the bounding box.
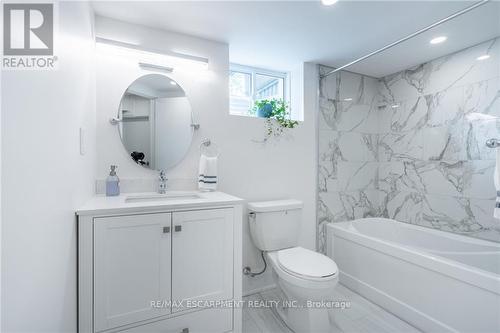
[242,284,420,333]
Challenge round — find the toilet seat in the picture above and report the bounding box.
[275,247,338,280]
[267,248,338,291]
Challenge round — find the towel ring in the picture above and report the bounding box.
[200,138,219,157]
[486,138,500,148]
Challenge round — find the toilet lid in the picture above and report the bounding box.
[277,247,338,278]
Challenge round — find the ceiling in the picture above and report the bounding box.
[92,1,500,77]
[346,1,500,77]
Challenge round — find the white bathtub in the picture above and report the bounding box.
[326,218,500,333]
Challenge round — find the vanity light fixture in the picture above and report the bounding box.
[138,62,173,73]
[343,98,353,101]
[391,104,400,108]
[96,37,209,70]
[476,54,491,61]
[322,0,339,5]
[430,36,447,45]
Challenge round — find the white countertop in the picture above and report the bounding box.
[76,191,244,216]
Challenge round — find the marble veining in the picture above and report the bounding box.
[318,37,500,250]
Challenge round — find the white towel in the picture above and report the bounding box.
[198,154,218,191]
[495,149,500,219]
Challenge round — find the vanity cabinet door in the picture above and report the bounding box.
[94,213,172,332]
[171,209,233,312]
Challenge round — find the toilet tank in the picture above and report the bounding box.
[248,199,303,251]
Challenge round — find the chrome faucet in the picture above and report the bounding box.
[158,170,168,194]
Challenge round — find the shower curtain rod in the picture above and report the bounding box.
[320,0,490,78]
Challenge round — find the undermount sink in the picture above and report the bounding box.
[125,192,202,203]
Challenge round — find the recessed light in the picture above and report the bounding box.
[343,98,353,101]
[476,54,491,61]
[170,81,177,85]
[391,104,400,109]
[322,0,339,6]
[466,112,498,121]
[430,36,447,45]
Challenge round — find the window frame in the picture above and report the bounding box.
[229,63,290,117]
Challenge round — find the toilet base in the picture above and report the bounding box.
[272,274,340,333]
[264,251,340,333]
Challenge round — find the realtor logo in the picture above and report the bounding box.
[3,3,53,55]
[2,3,57,70]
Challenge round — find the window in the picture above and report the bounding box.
[229,64,289,117]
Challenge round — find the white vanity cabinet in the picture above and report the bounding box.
[171,209,234,312]
[94,213,173,330]
[77,192,243,333]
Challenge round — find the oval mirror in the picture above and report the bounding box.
[117,74,194,171]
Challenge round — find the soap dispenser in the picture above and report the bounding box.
[106,165,120,196]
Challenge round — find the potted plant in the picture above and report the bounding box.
[255,100,274,118]
[251,98,299,141]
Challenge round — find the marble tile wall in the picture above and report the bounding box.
[318,38,500,251]
[318,66,384,252]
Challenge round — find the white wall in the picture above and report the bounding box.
[1,2,96,331]
[95,17,318,294]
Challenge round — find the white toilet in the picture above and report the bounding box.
[248,199,339,333]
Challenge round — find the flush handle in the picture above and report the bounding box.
[174,225,182,232]
[163,226,170,233]
[181,328,189,333]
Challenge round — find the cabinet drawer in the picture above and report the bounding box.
[118,308,232,333]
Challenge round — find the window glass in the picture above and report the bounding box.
[229,65,288,117]
[255,74,284,101]
[229,71,252,116]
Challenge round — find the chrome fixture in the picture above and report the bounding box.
[158,170,168,194]
[242,251,267,277]
[320,0,490,78]
[138,62,174,73]
[199,138,219,157]
[200,138,211,147]
[486,138,500,148]
[109,117,121,125]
